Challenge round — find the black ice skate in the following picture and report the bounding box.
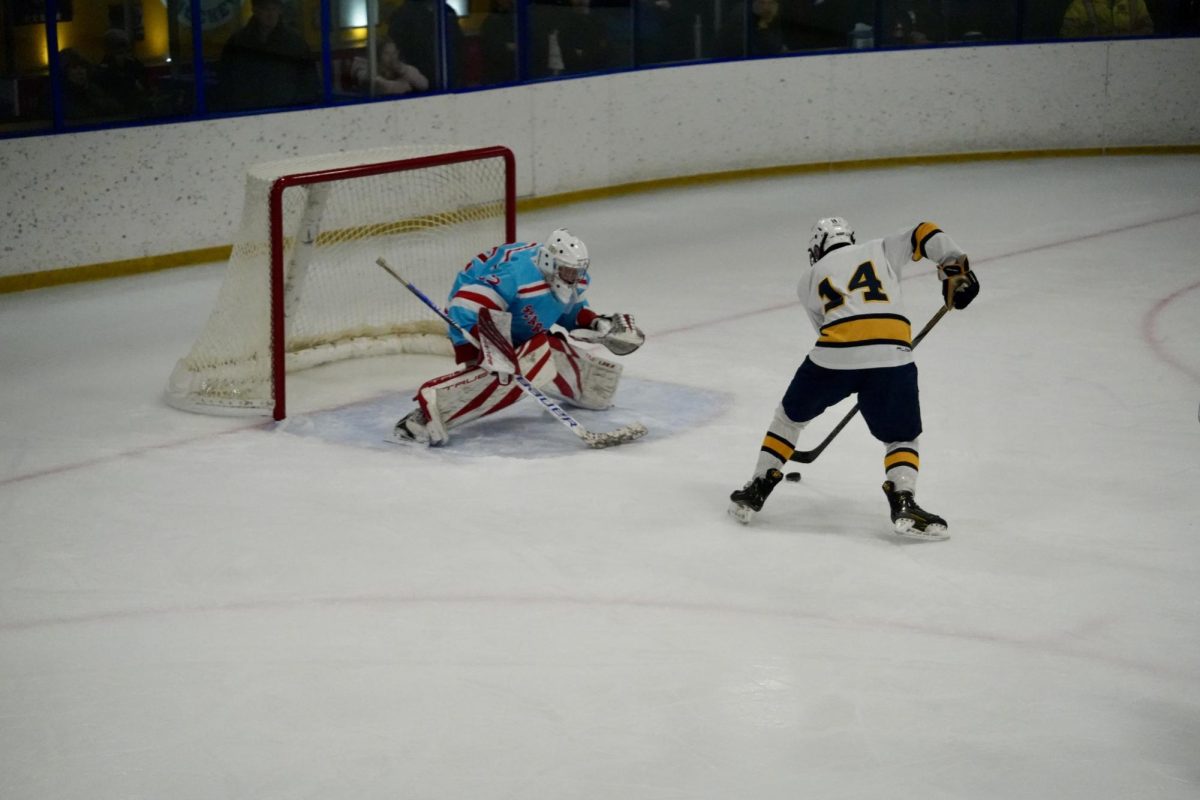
[391,409,431,445]
[728,468,784,525]
[882,481,949,540]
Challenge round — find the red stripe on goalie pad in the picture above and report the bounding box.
[446,374,503,421]
[548,334,583,389]
[524,349,554,382]
[517,333,585,399]
[552,374,576,399]
[415,332,595,436]
[420,368,524,427]
[516,334,554,379]
[448,380,524,423]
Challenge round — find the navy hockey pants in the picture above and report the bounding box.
[780,358,922,443]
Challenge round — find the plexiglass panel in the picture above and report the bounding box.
[0,0,59,133]
[2,1,1196,139]
[204,0,323,112]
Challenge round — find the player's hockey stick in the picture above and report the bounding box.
[375,257,648,449]
[788,304,952,466]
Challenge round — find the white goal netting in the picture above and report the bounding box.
[165,145,513,418]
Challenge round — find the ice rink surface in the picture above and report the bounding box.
[2,155,1199,799]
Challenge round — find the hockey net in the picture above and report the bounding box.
[166,145,515,420]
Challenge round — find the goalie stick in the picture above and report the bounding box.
[787,304,952,470]
[374,257,648,449]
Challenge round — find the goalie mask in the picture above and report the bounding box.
[808,217,855,265]
[537,228,590,303]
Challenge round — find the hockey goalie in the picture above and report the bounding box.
[393,228,646,446]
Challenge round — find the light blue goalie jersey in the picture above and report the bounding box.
[445,242,591,348]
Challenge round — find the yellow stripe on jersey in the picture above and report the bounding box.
[817,314,912,348]
[761,432,795,461]
[911,222,942,261]
[885,448,919,471]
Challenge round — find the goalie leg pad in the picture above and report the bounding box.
[410,334,563,441]
[541,334,623,409]
[570,349,623,410]
[515,333,559,389]
[416,366,526,442]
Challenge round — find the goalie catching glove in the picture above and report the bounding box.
[573,313,645,356]
[938,255,980,310]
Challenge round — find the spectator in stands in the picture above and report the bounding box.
[352,39,430,95]
[96,28,150,115]
[478,0,518,85]
[882,0,945,45]
[387,0,465,90]
[749,0,789,55]
[214,0,320,111]
[718,0,788,56]
[1060,0,1155,36]
[558,0,613,74]
[59,48,123,122]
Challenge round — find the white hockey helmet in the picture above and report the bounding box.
[808,217,856,265]
[537,228,590,302]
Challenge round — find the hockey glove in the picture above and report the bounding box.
[590,313,645,356]
[938,256,979,310]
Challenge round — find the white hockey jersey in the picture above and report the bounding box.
[798,222,965,370]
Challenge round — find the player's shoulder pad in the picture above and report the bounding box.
[910,221,944,261]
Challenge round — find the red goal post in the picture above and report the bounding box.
[166,145,516,420]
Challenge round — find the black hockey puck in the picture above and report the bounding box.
[785,471,802,482]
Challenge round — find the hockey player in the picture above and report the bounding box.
[394,228,645,445]
[728,217,980,538]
